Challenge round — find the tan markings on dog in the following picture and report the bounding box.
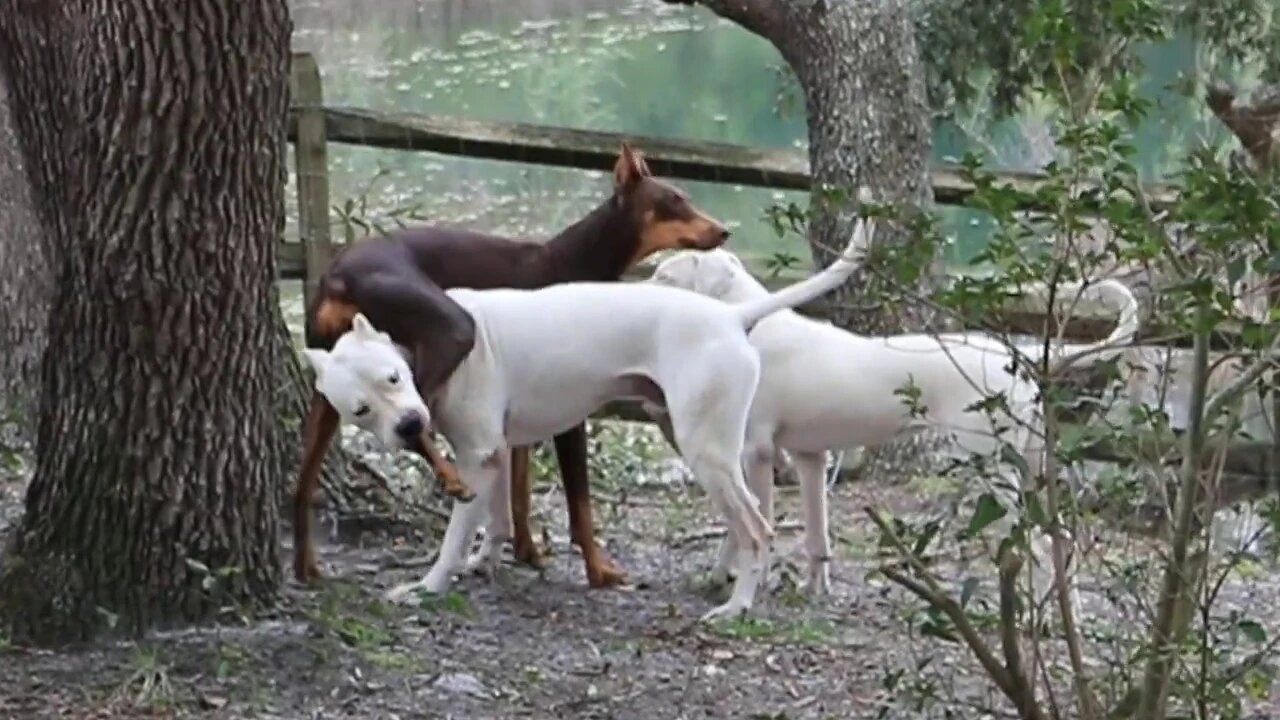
[629,212,722,268]
[420,431,474,499]
[314,298,358,337]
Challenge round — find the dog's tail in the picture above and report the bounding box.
[1027,279,1140,372]
[733,218,876,331]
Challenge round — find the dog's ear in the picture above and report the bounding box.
[300,348,330,381]
[613,142,648,191]
[694,254,739,298]
[351,312,379,339]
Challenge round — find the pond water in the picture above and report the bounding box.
[281,0,1211,327]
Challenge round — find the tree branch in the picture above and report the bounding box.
[1206,83,1280,169]
[1135,320,1212,720]
[659,0,790,41]
[998,549,1040,715]
[866,507,1049,720]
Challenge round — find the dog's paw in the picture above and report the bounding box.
[385,580,427,605]
[700,600,751,624]
[465,548,500,577]
[707,566,734,587]
[586,561,629,589]
[422,566,455,594]
[803,567,831,597]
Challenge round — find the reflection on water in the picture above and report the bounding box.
[281,0,1207,329]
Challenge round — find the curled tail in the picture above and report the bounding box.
[1035,279,1141,371]
[734,218,877,331]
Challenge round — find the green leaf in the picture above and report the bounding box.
[1238,618,1267,643]
[963,493,1008,539]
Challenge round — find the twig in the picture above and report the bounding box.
[998,549,1038,712]
[878,565,1021,701]
[1135,318,1212,720]
[1040,403,1105,720]
[865,507,1049,720]
[1206,83,1280,166]
[674,520,804,547]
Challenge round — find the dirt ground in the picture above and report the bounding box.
[3,426,1280,719]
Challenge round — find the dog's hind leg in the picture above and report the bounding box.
[692,454,773,621]
[791,450,832,596]
[508,446,549,569]
[664,356,773,619]
[554,427,627,588]
[710,438,777,588]
[467,447,512,577]
[294,392,339,584]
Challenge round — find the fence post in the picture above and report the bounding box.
[289,52,332,310]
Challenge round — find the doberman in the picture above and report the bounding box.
[295,143,730,586]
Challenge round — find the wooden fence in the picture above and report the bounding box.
[281,53,1184,336]
[278,52,1279,487]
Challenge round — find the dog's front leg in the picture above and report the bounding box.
[387,448,501,604]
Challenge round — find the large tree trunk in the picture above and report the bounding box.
[0,0,290,644]
[673,0,950,478]
[0,3,69,427]
[0,2,409,559]
[0,75,48,426]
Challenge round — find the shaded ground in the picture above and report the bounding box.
[0,467,921,719]
[3,422,1280,719]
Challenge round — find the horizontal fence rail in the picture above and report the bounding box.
[282,105,1179,209]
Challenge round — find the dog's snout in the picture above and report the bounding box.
[702,221,729,245]
[394,413,424,440]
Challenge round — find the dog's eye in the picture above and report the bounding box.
[388,372,400,385]
[353,404,370,418]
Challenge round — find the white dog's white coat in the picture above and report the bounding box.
[304,220,879,620]
[648,248,1140,597]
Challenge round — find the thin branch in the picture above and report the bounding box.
[997,549,1038,712]
[877,566,1022,702]
[1039,404,1106,720]
[1206,83,1280,168]
[865,508,1050,720]
[659,0,789,40]
[1134,318,1212,720]
[673,520,803,547]
[1203,340,1280,422]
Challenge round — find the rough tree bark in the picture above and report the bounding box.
[0,0,290,644]
[0,78,47,427]
[668,0,948,477]
[0,3,68,427]
[0,3,403,550]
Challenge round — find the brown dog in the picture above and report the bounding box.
[296,144,729,585]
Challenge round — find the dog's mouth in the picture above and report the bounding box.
[680,234,728,251]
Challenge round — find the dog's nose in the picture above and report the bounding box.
[394,413,424,440]
[714,226,730,242]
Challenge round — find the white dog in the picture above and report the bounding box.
[647,247,1139,598]
[302,220,880,621]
